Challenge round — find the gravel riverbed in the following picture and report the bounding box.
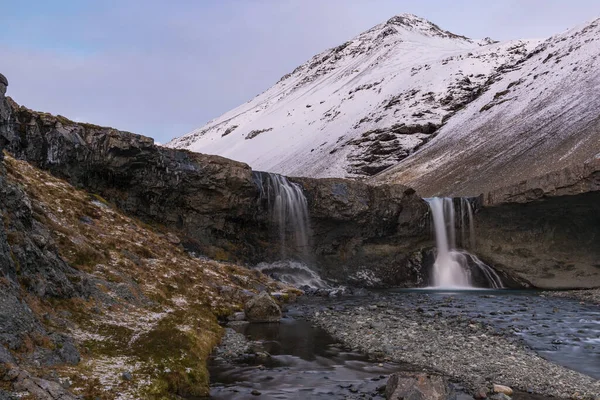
[309,293,600,399]
[545,289,600,305]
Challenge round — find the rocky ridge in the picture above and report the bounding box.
[0,75,298,398]
[375,17,600,198]
[0,151,295,398]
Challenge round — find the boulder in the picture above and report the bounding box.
[385,372,453,400]
[244,292,281,323]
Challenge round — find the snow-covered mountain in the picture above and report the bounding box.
[374,17,600,197]
[167,14,538,177]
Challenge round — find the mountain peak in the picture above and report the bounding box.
[383,13,471,40]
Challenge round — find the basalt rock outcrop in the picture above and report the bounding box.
[467,162,600,289]
[293,177,432,287]
[0,83,433,288]
[473,190,600,289]
[2,101,262,261]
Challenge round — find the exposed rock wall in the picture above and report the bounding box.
[482,159,600,205]
[294,178,432,286]
[0,89,433,288]
[473,191,600,288]
[2,102,263,261]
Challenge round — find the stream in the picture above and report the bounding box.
[208,290,598,399]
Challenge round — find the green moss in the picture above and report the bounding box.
[136,308,222,399]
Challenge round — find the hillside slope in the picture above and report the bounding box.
[374,18,600,196]
[167,14,537,178]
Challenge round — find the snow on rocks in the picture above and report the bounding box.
[167,14,536,179]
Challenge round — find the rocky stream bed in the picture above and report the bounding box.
[210,289,600,400]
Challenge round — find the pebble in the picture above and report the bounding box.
[493,384,513,396]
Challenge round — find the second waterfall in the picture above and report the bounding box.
[426,197,503,289]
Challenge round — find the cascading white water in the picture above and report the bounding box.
[426,197,503,289]
[254,261,329,289]
[253,172,310,258]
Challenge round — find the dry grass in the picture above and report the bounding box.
[3,154,293,399]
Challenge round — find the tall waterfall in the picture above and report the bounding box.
[426,197,503,289]
[253,172,310,258]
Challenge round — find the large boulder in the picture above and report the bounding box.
[385,372,454,400]
[244,292,282,323]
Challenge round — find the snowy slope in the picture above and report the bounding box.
[374,17,600,197]
[167,14,537,178]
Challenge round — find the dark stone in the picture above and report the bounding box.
[0,346,14,364]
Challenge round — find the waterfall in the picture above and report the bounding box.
[426,197,503,289]
[252,171,310,258]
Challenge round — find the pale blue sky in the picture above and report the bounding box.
[1,0,599,143]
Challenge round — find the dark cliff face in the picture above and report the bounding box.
[294,178,433,286]
[0,84,85,378]
[474,191,600,289]
[0,94,433,288]
[2,102,268,261]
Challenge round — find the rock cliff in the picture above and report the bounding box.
[0,80,433,289]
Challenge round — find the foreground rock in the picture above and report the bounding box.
[244,292,282,323]
[0,154,291,398]
[386,372,453,400]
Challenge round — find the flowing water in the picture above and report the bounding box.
[253,172,310,259]
[254,261,330,289]
[426,197,503,289]
[387,289,600,380]
[209,308,474,400]
[209,293,586,399]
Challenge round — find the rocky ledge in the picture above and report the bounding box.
[483,159,600,206]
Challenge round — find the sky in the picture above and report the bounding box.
[1,1,600,144]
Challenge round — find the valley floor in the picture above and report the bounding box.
[306,290,600,399]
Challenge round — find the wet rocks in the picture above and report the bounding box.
[544,288,600,304]
[292,176,432,287]
[386,372,453,400]
[244,292,282,323]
